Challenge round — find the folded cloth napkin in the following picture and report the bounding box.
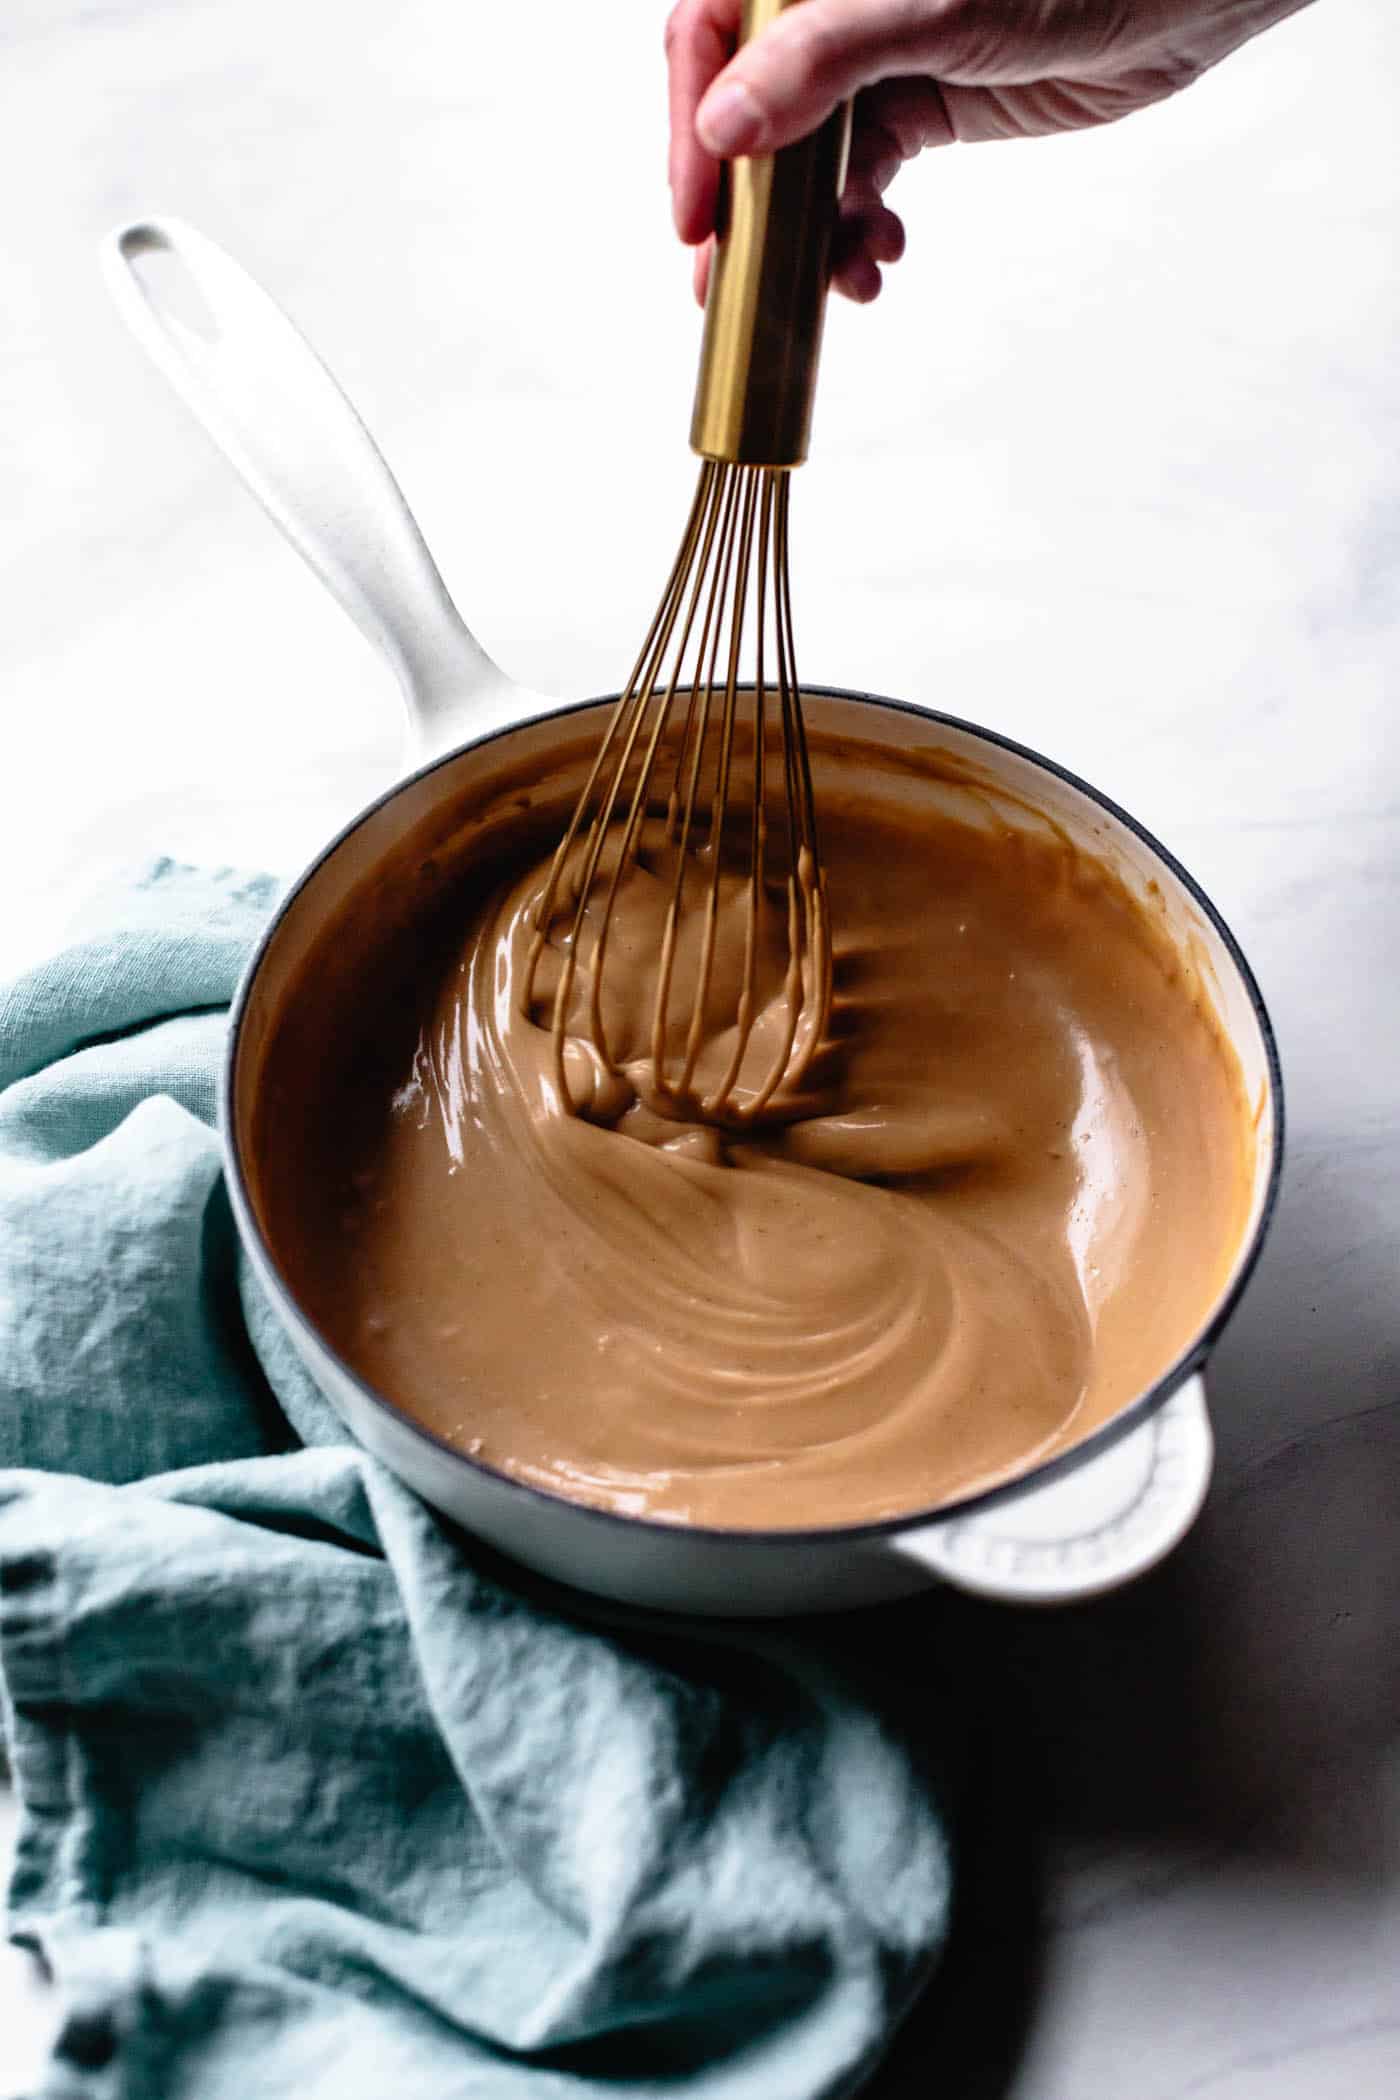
[0,861,954,2100]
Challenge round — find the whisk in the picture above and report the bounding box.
[523,0,852,1131]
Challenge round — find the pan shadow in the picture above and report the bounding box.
[849,1593,1048,2100]
[863,1150,1399,2092]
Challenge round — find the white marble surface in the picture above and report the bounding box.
[1,0,1397,2093]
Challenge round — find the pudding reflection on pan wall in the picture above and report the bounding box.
[103,217,1283,1616]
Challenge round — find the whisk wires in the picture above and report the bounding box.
[522,460,832,1130]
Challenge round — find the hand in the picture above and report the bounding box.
[667,0,1313,303]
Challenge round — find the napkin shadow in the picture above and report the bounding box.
[865,1606,1046,2100]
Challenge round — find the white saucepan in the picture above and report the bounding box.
[103,218,1283,1617]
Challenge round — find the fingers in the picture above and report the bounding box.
[855,72,956,159]
[837,78,951,210]
[694,0,952,157]
[843,116,903,202]
[666,0,742,243]
[819,84,927,305]
[692,203,906,309]
[671,0,1255,310]
[667,0,950,240]
[831,198,905,303]
[853,201,907,267]
[677,0,1188,189]
[679,15,941,312]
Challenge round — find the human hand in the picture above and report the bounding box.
[667,0,1314,303]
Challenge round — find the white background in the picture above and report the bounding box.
[2,1,1397,2093]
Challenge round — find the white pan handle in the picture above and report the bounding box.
[101,216,543,759]
[886,1375,1215,1605]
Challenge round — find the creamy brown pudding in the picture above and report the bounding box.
[252,728,1254,1530]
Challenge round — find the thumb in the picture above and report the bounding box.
[695,0,948,156]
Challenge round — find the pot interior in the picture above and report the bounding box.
[229,690,1279,1518]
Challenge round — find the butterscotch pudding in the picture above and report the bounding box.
[251,729,1254,1529]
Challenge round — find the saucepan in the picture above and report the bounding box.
[103,218,1283,1617]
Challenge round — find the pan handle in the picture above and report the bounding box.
[101,217,544,758]
[885,1375,1215,1605]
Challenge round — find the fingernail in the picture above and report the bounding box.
[697,79,762,156]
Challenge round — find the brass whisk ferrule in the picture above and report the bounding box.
[690,0,853,468]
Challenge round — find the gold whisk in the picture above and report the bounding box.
[523,0,852,1130]
[523,456,826,1131]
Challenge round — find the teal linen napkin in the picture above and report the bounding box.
[0,861,954,2100]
